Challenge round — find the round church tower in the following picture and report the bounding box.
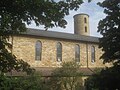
[74,14,90,36]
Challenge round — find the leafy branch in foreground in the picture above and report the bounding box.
[97,0,120,64]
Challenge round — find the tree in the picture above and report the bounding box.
[97,0,120,64]
[85,1,120,89]
[0,0,90,74]
[0,74,49,90]
[0,0,84,30]
[48,61,83,90]
[85,65,120,90]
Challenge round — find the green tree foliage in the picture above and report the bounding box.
[0,62,83,90]
[48,61,83,90]
[85,1,120,89]
[0,74,49,90]
[0,0,84,30]
[85,65,120,90]
[97,0,120,64]
[0,0,87,74]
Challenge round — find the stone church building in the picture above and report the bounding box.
[11,14,106,76]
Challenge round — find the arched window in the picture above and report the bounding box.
[75,44,80,62]
[57,42,62,62]
[35,41,42,61]
[85,26,87,32]
[84,17,87,23]
[91,46,95,63]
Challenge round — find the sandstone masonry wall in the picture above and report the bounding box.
[12,35,104,68]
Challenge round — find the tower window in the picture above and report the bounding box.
[57,42,62,62]
[85,26,87,32]
[84,17,87,23]
[35,41,42,61]
[91,46,95,63]
[75,44,80,62]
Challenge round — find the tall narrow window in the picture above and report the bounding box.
[57,42,62,62]
[85,26,87,32]
[91,46,95,63]
[84,17,87,23]
[35,41,42,61]
[75,44,80,62]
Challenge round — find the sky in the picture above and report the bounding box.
[27,0,106,37]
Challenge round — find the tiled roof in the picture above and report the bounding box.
[6,67,97,76]
[21,28,99,43]
[35,67,95,76]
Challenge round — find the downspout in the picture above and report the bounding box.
[10,35,14,76]
[11,35,13,54]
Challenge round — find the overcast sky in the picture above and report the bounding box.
[27,0,106,37]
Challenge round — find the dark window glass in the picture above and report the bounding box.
[35,41,42,60]
[91,46,95,63]
[84,18,87,23]
[57,42,62,62]
[85,26,87,32]
[75,44,80,62]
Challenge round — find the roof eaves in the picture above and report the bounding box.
[21,28,99,43]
